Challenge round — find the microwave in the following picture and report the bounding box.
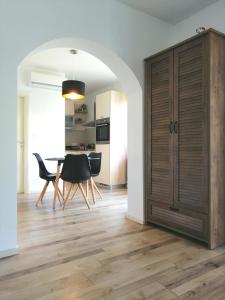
[96,118,110,144]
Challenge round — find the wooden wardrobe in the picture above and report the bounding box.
[145,29,225,249]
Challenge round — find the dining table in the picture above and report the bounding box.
[45,155,100,209]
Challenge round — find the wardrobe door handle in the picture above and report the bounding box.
[170,206,179,212]
[169,121,174,134]
[174,121,178,134]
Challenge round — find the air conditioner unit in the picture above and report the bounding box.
[30,71,66,90]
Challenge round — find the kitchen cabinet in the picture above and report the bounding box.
[73,111,87,132]
[96,91,110,120]
[145,29,225,249]
[95,143,127,187]
[65,103,88,131]
[95,90,127,187]
[95,144,110,185]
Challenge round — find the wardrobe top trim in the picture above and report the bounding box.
[144,28,225,61]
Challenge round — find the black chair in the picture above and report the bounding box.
[60,154,91,210]
[33,153,62,207]
[88,152,102,203]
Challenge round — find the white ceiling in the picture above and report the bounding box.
[20,48,118,94]
[118,0,218,24]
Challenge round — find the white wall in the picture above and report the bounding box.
[17,97,25,193]
[24,87,65,193]
[170,0,225,44]
[0,0,173,255]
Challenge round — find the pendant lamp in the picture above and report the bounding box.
[62,50,85,100]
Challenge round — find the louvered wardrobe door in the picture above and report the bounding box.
[173,37,209,214]
[145,51,174,212]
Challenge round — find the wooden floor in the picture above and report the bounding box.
[1,188,225,299]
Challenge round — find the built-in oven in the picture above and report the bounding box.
[96,118,110,144]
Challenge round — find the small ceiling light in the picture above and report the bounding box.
[62,49,85,100]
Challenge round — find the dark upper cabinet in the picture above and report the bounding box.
[145,29,225,249]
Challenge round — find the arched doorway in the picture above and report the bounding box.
[17,37,144,228]
[1,36,144,257]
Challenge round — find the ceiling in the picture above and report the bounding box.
[19,48,118,94]
[118,0,218,24]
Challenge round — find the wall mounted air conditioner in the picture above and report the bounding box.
[30,71,66,90]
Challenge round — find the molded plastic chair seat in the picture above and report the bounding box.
[88,152,102,177]
[88,152,102,202]
[33,153,62,207]
[41,173,56,181]
[60,154,91,210]
[90,172,99,177]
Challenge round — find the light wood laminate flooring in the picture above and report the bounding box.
[1,188,225,299]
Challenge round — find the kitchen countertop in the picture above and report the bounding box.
[65,145,95,151]
[65,149,95,152]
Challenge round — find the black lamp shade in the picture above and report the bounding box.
[62,80,85,100]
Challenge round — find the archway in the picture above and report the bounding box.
[17,37,144,230]
[9,37,144,256]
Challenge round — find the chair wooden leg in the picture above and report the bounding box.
[92,178,102,199]
[36,181,49,207]
[90,178,96,204]
[52,181,62,206]
[63,181,65,196]
[53,163,61,210]
[57,192,62,206]
[63,183,73,210]
[57,187,64,202]
[78,183,90,209]
[69,184,79,201]
[86,180,89,198]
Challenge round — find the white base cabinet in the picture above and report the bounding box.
[95,144,110,185]
[95,90,127,187]
[96,92,110,120]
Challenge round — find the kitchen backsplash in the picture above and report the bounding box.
[65,128,95,146]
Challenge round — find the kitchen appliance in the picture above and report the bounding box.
[96,118,110,144]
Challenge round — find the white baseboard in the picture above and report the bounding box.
[126,213,144,224]
[0,247,19,259]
